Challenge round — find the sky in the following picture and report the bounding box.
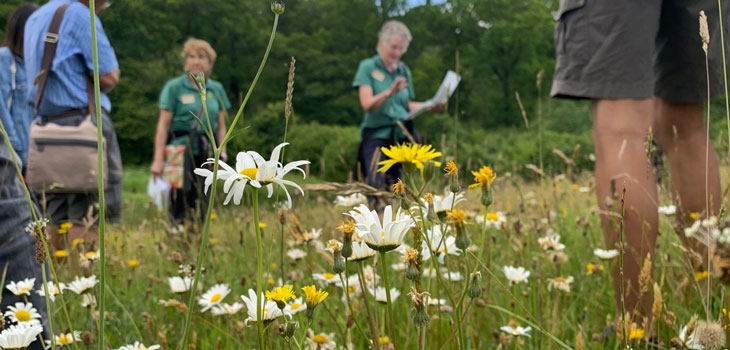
[406,0,449,8]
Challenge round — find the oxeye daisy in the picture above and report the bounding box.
[547,276,574,293]
[500,320,532,337]
[286,248,307,261]
[377,143,442,174]
[306,330,337,350]
[210,302,244,316]
[369,286,400,303]
[347,204,415,252]
[4,302,41,325]
[6,278,35,296]
[285,297,307,315]
[594,248,619,260]
[0,323,44,349]
[199,284,231,312]
[421,225,461,264]
[64,275,98,295]
[312,273,340,286]
[36,281,65,302]
[198,142,309,207]
[475,211,507,229]
[538,234,566,251]
[503,266,530,285]
[349,241,376,262]
[168,276,193,294]
[114,341,161,350]
[333,193,367,208]
[47,330,82,347]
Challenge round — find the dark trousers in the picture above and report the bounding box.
[169,151,208,225]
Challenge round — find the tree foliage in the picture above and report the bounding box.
[3,0,574,175]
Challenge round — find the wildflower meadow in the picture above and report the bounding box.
[2,2,730,350]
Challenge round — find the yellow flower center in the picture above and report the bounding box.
[380,231,385,239]
[58,335,71,344]
[16,310,31,322]
[313,334,328,344]
[211,293,222,303]
[290,303,302,310]
[240,167,258,179]
[486,212,499,221]
[379,336,391,344]
[323,273,335,280]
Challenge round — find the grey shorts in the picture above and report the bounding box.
[551,0,726,102]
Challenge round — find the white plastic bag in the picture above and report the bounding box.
[147,176,171,211]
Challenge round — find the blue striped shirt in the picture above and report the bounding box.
[24,0,118,116]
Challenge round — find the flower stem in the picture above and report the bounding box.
[357,261,380,346]
[253,188,265,350]
[379,251,396,347]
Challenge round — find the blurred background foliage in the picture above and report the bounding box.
[2,0,727,181]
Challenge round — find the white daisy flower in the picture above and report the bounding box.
[441,271,464,281]
[115,341,161,350]
[421,225,461,264]
[475,211,507,230]
[430,192,466,214]
[349,241,376,262]
[240,289,289,325]
[199,283,231,312]
[211,302,244,316]
[47,330,82,347]
[285,297,307,315]
[347,204,415,252]
[537,234,565,251]
[391,262,408,271]
[678,325,702,350]
[65,275,98,294]
[424,295,448,306]
[36,281,65,302]
[368,286,400,303]
[6,278,35,296]
[306,330,337,350]
[302,228,323,243]
[658,205,677,215]
[286,248,307,261]
[503,266,530,285]
[312,273,340,286]
[500,323,532,337]
[547,276,574,293]
[333,193,367,208]
[4,302,42,325]
[0,323,44,349]
[81,293,96,308]
[168,276,193,294]
[594,248,619,260]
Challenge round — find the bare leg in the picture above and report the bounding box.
[593,99,658,319]
[653,98,721,271]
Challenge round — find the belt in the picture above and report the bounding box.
[39,108,89,123]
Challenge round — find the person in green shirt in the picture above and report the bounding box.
[150,38,231,227]
[352,20,441,204]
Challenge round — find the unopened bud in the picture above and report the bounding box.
[341,236,353,259]
[332,253,345,274]
[480,189,494,208]
[412,305,430,327]
[455,230,471,251]
[467,271,483,298]
[405,263,420,281]
[271,1,285,15]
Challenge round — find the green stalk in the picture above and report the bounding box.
[379,251,396,347]
[253,189,265,349]
[87,2,107,347]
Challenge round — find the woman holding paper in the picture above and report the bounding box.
[352,20,441,200]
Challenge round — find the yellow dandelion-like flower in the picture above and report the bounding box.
[695,270,709,282]
[54,250,69,258]
[210,238,219,244]
[447,209,467,225]
[58,222,72,235]
[302,285,328,308]
[337,220,356,237]
[209,213,217,220]
[259,222,268,229]
[423,193,434,205]
[377,143,442,174]
[444,160,458,176]
[469,166,496,189]
[266,285,296,308]
[586,263,603,275]
[392,179,406,195]
[690,212,701,220]
[628,328,645,340]
[127,259,139,268]
[379,336,391,345]
[72,238,84,248]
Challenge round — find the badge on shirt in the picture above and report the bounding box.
[180,94,196,104]
[371,69,385,82]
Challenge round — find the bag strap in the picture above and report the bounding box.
[7,55,16,111]
[34,4,69,113]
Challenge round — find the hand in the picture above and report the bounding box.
[429,102,444,113]
[150,159,164,178]
[389,77,408,97]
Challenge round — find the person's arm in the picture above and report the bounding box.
[99,68,120,93]
[150,109,173,178]
[215,110,227,161]
[358,77,408,112]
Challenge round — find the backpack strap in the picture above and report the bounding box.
[34,4,69,113]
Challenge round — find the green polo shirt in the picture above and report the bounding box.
[353,55,415,141]
[159,74,231,155]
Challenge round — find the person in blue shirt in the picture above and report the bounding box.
[0,3,38,173]
[24,0,122,248]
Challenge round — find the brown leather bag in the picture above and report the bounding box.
[24,4,108,193]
